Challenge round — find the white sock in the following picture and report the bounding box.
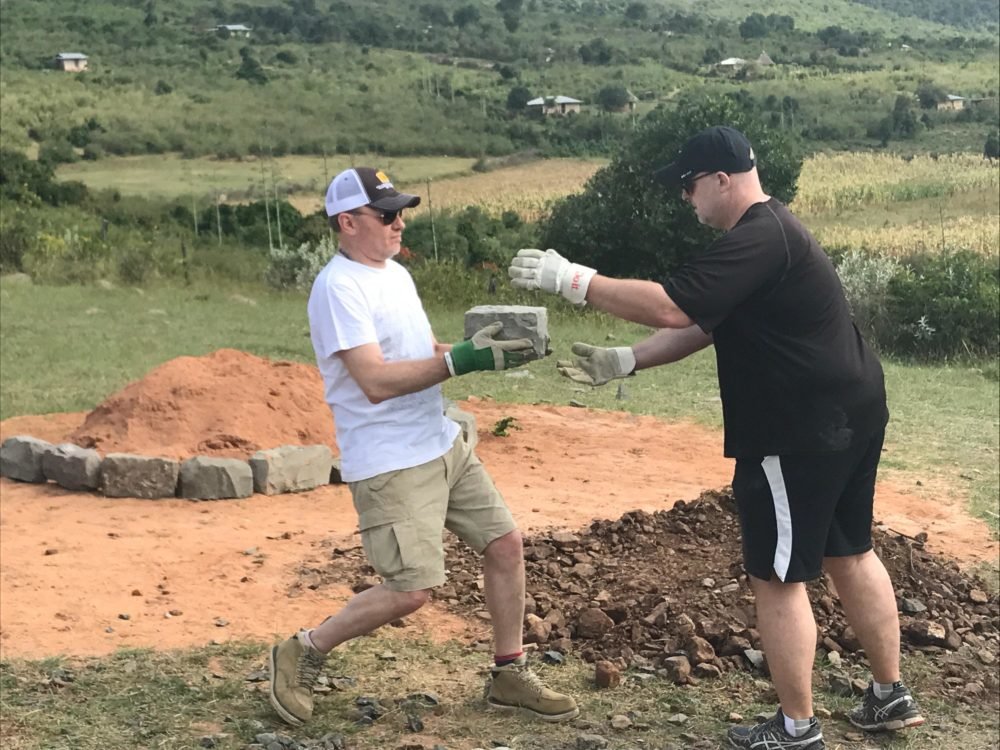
[783,714,813,737]
[301,629,319,651]
[873,680,895,699]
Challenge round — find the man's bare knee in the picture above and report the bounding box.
[484,530,523,567]
[389,588,432,615]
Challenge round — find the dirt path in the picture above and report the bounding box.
[1,402,996,660]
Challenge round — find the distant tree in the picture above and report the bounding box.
[453,4,480,28]
[154,79,173,95]
[235,46,267,84]
[275,50,298,64]
[579,37,616,65]
[739,13,768,39]
[419,3,451,26]
[502,12,520,32]
[506,85,532,111]
[625,2,648,21]
[985,131,1000,160]
[596,85,630,111]
[702,46,721,64]
[915,80,946,108]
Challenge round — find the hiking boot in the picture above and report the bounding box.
[268,630,328,726]
[486,655,579,722]
[849,682,925,732]
[727,709,825,749]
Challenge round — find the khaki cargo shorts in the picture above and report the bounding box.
[348,434,516,592]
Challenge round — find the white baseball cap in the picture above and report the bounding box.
[324,167,421,216]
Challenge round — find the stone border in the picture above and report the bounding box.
[0,435,343,500]
[0,406,476,501]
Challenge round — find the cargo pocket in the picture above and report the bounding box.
[359,517,419,584]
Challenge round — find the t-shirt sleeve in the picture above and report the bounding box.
[663,222,788,333]
[309,274,378,358]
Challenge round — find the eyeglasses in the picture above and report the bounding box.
[681,172,716,196]
[349,207,403,225]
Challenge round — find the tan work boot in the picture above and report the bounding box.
[268,630,328,726]
[486,654,579,722]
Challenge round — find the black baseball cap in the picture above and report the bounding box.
[325,167,421,216]
[653,126,756,188]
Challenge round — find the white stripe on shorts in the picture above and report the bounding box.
[761,455,792,582]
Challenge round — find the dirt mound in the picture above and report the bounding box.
[303,489,1000,704]
[68,349,334,459]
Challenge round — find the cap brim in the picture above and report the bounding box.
[652,161,683,188]
[370,193,421,211]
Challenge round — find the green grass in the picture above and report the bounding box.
[56,154,479,202]
[1,277,997,535]
[1,636,995,750]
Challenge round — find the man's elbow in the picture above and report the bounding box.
[651,305,693,329]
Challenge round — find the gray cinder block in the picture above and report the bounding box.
[100,453,180,499]
[464,305,549,360]
[0,436,54,483]
[178,456,254,500]
[42,443,101,491]
[250,444,333,495]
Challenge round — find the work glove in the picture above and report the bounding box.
[445,322,535,376]
[556,343,636,386]
[508,248,596,305]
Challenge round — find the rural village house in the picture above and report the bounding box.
[937,94,966,111]
[210,24,253,37]
[53,52,88,72]
[526,95,583,116]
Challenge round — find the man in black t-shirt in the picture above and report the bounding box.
[508,127,924,750]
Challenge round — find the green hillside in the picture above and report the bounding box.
[0,0,996,161]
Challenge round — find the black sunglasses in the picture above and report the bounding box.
[681,171,717,195]
[350,207,403,225]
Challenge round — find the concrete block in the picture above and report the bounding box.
[464,305,548,360]
[250,444,333,495]
[445,404,478,451]
[100,453,180,499]
[0,436,53,483]
[178,456,254,500]
[42,443,101,491]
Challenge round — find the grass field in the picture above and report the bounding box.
[1,275,996,534]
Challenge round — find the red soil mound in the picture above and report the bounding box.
[68,349,334,459]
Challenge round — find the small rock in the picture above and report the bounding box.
[666,713,689,725]
[609,714,632,729]
[728,712,743,723]
[118,613,130,621]
[595,660,621,689]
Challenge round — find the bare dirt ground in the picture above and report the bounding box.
[1,350,996,661]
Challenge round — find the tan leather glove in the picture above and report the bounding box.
[556,342,636,386]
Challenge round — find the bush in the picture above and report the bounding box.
[883,250,999,359]
[265,235,337,291]
[539,96,802,280]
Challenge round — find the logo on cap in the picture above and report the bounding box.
[374,170,394,190]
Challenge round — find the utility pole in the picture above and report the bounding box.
[258,149,274,251]
[427,178,438,262]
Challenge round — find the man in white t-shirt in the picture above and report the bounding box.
[268,166,579,728]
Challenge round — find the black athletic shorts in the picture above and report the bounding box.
[732,428,885,583]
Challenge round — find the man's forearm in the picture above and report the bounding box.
[632,325,713,370]
[585,275,693,328]
[358,356,451,404]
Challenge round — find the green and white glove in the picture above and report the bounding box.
[556,342,636,386]
[508,248,597,305]
[445,322,535,376]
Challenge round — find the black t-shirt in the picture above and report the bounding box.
[663,198,888,458]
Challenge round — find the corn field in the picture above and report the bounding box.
[790,152,999,215]
[813,214,999,257]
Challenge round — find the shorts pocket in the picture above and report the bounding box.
[361,518,420,583]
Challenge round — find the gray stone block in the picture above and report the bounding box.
[445,405,478,451]
[178,456,254,500]
[0,436,53,483]
[100,453,180,499]
[250,445,333,495]
[330,456,344,485]
[42,443,101,491]
[463,305,549,360]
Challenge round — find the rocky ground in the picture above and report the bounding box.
[298,488,999,716]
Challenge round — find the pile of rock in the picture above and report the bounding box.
[0,435,341,500]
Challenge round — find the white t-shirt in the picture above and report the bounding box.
[307,254,459,482]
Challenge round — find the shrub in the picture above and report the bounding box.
[540,96,802,280]
[265,235,337,291]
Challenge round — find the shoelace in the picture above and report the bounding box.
[297,649,327,688]
[511,665,546,697]
[748,714,787,742]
